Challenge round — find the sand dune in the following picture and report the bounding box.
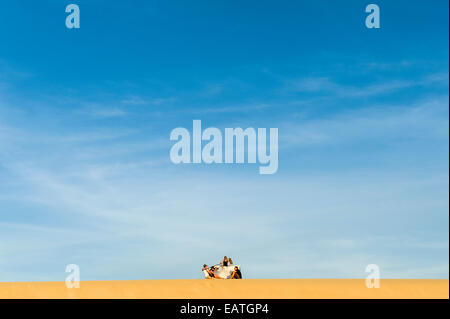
[0,279,448,299]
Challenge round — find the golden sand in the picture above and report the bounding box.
[0,279,448,299]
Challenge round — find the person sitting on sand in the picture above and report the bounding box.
[202,264,215,279]
[230,266,242,279]
[221,256,229,267]
[229,258,233,265]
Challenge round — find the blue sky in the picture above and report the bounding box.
[0,0,448,281]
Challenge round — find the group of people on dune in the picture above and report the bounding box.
[202,256,242,279]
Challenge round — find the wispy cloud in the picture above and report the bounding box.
[282,95,449,147]
[80,103,127,118]
[0,59,34,81]
[121,95,176,106]
[286,72,449,98]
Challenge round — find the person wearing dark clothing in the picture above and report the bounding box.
[230,266,242,279]
[221,256,229,267]
[210,266,223,279]
[202,264,215,278]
